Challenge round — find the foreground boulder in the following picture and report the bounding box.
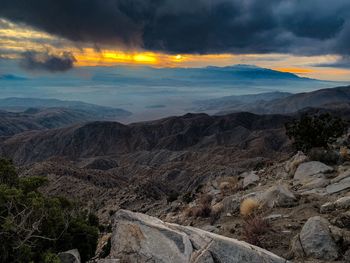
[105,210,288,263]
[293,216,339,261]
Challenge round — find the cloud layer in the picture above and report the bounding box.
[20,52,76,72]
[0,0,350,57]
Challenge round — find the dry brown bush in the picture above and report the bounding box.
[242,215,270,247]
[219,176,239,195]
[199,194,213,205]
[240,198,260,217]
[185,194,213,218]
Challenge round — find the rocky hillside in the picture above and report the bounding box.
[3,108,350,262]
[141,133,350,263]
[0,108,91,136]
[83,133,350,263]
[1,112,291,165]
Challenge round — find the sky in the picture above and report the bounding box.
[1,0,350,81]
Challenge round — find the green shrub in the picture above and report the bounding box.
[0,158,99,263]
[88,212,100,227]
[285,113,347,152]
[0,159,18,187]
[42,252,61,263]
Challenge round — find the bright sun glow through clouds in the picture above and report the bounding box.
[0,18,350,81]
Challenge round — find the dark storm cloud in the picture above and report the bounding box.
[0,0,350,57]
[315,56,350,68]
[20,51,76,72]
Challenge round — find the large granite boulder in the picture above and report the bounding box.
[298,216,339,261]
[106,209,288,263]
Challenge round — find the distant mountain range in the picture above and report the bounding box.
[0,64,339,121]
[0,112,291,165]
[0,98,131,136]
[0,74,27,81]
[4,84,350,165]
[89,64,322,87]
[0,97,131,117]
[194,85,350,115]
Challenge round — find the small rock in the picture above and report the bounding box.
[242,171,259,189]
[326,181,350,194]
[335,196,350,209]
[58,249,81,263]
[299,216,339,260]
[221,194,240,214]
[259,184,298,208]
[320,202,336,213]
[332,211,350,228]
[294,161,333,182]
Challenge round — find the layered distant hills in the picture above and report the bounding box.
[194,85,350,115]
[0,64,338,121]
[0,98,131,136]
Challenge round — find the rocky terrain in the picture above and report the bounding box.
[0,112,291,229]
[0,112,291,165]
[2,87,350,262]
[91,135,350,262]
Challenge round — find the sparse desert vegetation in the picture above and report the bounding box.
[240,198,260,217]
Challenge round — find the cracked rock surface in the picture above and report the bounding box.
[102,209,288,263]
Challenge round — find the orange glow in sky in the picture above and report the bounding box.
[273,67,314,74]
[0,18,350,81]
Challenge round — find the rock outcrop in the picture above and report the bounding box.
[103,210,288,263]
[294,161,334,182]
